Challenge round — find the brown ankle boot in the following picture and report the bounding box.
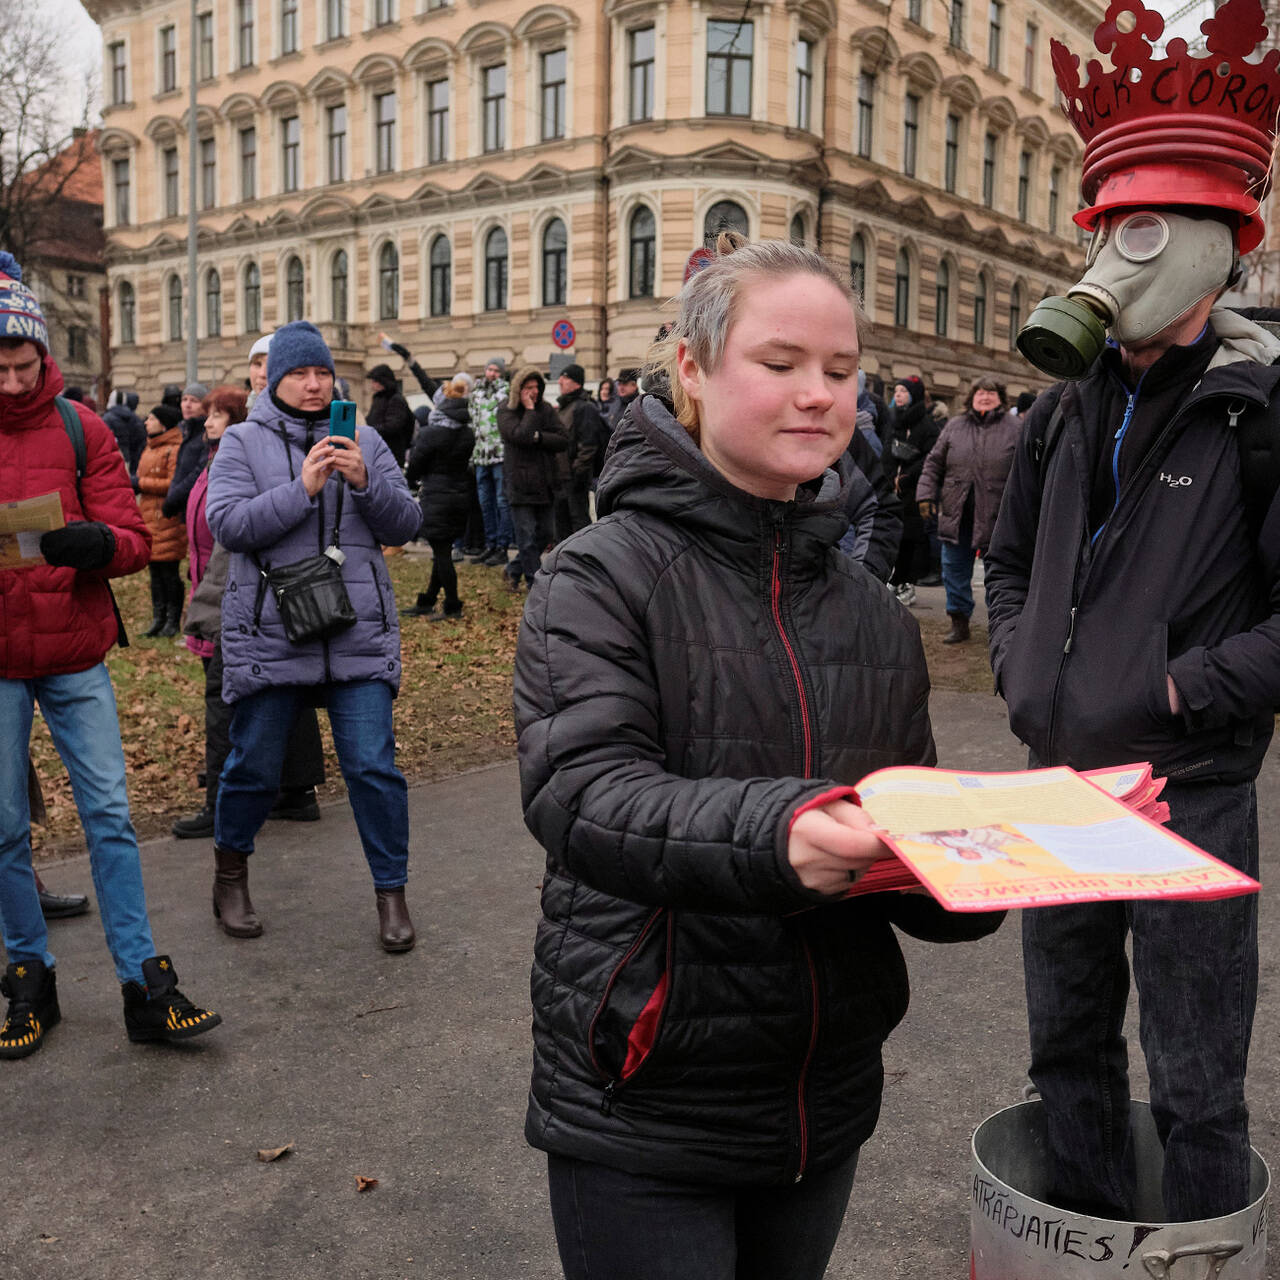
[375,888,415,953]
[943,613,971,645]
[212,845,263,938]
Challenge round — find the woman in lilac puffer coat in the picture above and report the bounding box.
[206,322,423,953]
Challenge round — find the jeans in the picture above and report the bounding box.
[0,665,155,984]
[547,1152,859,1280]
[508,503,554,586]
[475,463,513,549]
[1023,778,1259,1220]
[215,681,409,888]
[940,541,976,618]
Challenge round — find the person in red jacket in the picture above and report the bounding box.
[0,251,221,1059]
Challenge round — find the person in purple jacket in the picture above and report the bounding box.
[205,322,423,953]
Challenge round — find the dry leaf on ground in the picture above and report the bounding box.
[355,1175,379,1192]
[257,1142,296,1163]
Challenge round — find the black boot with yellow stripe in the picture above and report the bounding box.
[0,958,60,1060]
[121,956,221,1045]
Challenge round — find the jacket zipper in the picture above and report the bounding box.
[770,523,813,776]
[794,937,820,1182]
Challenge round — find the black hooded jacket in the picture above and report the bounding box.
[515,395,1002,1186]
[366,367,415,467]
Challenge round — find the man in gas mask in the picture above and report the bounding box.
[985,0,1280,1222]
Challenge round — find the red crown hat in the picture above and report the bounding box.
[1052,0,1280,254]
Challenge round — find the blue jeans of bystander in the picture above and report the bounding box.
[940,540,977,619]
[476,463,514,550]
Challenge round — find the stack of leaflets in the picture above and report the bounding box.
[844,764,1257,911]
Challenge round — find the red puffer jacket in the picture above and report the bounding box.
[0,356,151,678]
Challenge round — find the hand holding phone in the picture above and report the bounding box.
[329,399,357,439]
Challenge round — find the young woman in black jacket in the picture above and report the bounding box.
[513,235,1002,1280]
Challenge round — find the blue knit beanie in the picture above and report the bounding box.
[266,321,334,393]
[0,252,49,355]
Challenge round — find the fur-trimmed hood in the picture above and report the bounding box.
[506,366,545,410]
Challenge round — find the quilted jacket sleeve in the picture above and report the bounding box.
[515,537,847,916]
[76,407,150,577]
[205,425,316,553]
[348,426,423,546]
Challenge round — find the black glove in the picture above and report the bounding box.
[389,342,411,361]
[39,521,117,570]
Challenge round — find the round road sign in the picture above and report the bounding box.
[552,319,576,349]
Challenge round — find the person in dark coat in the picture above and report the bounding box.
[884,375,938,606]
[365,364,415,467]
[552,362,607,539]
[497,367,568,592]
[160,383,208,521]
[103,389,146,474]
[916,376,1020,644]
[514,235,1002,1279]
[403,377,476,620]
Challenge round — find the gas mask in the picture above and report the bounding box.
[1017,211,1237,380]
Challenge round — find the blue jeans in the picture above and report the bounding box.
[475,462,513,549]
[507,504,554,587]
[940,540,976,618]
[547,1152,859,1280]
[215,681,409,888]
[0,665,155,984]
[1023,778,1258,1220]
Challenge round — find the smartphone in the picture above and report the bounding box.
[329,399,357,439]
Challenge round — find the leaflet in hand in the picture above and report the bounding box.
[0,491,64,570]
[846,764,1257,911]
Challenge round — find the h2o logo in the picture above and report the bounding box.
[1159,471,1193,488]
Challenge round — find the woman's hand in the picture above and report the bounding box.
[787,799,890,896]
[301,438,335,496]
[328,431,369,491]
[521,384,538,410]
[918,500,937,520]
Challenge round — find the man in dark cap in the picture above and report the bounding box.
[554,363,608,538]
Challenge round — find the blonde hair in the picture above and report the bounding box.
[644,232,866,436]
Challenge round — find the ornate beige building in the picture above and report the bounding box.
[88,0,1098,404]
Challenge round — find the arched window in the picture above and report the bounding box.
[934,260,950,337]
[894,250,911,328]
[1008,282,1023,349]
[484,227,508,312]
[703,199,748,247]
[285,255,304,323]
[167,275,183,342]
[542,218,567,308]
[379,242,399,320]
[850,233,866,302]
[629,205,655,299]
[205,268,222,337]
[119,281,136,345]
[331,250,348,324]
[429,235,451,317]
[789,213,806,246]
[244,262,262,333]
[973,272,988,343]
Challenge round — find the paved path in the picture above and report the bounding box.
[7,690,1278,1279]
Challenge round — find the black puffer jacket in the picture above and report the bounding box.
[366,371,416,468]
[405,397,475,543]
[498,368,568,504]
[515,396,1003,1186]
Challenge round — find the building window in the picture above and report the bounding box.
[856,73,875,159]
[541,218,567,307]
[331,250,348,322]
[167,275,183,342]
[850,234,866,300]
[935,260,950,336]
[281,0,299,55]
[427,78,449,163]
[66,274,86,299]
[903,93,920,178]
[119,281,136,345]
[907,0,922,21]
[374,0,394,25]
[240,126,257,199]
[285,255,304,322]
[484,227,508,311]
[205,269,222,337]
[988,1,1004,72]
[944,113,960,193]
[379,242,399,320]
[282,114,300,191]
[237,0,255,68]
[374,91,396,172]
[703,199,748,247]
[160,26,177,93]
[244,262,262,331]
[950,0,966,50]
[162,146,180,217]
[67,326,89,365]
[197,11,214,79]
[706,19,752,116]
[629,26,655,123]
[982,132,997,208]
[629,206,655,298]
[325,0,345,40]
[429,235,451,317]
[1048,166,1060,233]
[973,273,988,343]
[199,137,217,209]
[1017,150,1031,222]
[789,213,806,246]
[796,39,813,132]
[327,104,347,182]
[109,42,128,105]
[482,64,506,152]
[1024,22,1038,92]
[894,250,911,328]
[1009,282,1023,349]
[113,157,131,225]
[540,49,566,142]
